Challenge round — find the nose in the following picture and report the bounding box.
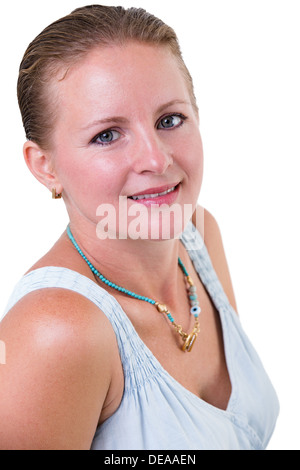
[130,127,174,175]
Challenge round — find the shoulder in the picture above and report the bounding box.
[0,287,121,449]
[3,286,118,350]
[192,206,238,313]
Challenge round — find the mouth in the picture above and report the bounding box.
[127,183,181,206]
[128,184,178,200]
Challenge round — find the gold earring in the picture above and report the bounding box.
[52,188,62,199]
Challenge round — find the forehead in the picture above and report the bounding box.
[55,42,191,116]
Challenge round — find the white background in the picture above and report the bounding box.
[0,0,299,450]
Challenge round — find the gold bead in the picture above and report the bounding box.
[155,303,168,313]
[186,276,194,286]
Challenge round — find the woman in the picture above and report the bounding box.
[0,5,279,450]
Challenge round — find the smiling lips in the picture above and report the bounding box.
[129,185,177,200]
[127,183,180,206]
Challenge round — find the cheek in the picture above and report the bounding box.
[57,152,125,205]
[181,131,204,182]
[194,139,204,182]
[180,132,204,208]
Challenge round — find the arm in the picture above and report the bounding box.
[193,206,238,313]
[0,288,117,450]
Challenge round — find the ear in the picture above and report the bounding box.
[23,141,63,196]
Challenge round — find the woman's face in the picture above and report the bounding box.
[51,42,203,240]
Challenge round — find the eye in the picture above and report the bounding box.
[91,129,121,145]
[157,114,186,130]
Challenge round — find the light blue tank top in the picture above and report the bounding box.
[1,223,279,450]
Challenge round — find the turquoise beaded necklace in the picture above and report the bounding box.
[67,225,201,352]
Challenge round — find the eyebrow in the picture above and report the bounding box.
[81,116,129,131]
[81,100,191,131]
[156,99,191,114]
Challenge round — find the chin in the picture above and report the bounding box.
[125,201,194,241]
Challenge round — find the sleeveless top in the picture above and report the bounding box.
[1,223,279,450]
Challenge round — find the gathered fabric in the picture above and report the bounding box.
[2,223,279,450]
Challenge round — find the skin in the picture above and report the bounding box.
[0,43,237,449]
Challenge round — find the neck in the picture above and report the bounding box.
[68,220,184,304]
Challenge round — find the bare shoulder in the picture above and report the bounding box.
[0,288,122,449]
[192,206,238,313]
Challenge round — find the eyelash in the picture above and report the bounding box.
[90,113,188,147]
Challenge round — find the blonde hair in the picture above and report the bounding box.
[17,4,197,150]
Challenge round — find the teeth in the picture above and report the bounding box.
[130,186,176,201]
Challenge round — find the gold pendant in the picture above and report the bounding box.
[182,323,200,353]
[182,332,198,352]
[155,302,200,353]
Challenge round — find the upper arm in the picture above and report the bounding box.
[193,206,238,313]
[0,289,116,450]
